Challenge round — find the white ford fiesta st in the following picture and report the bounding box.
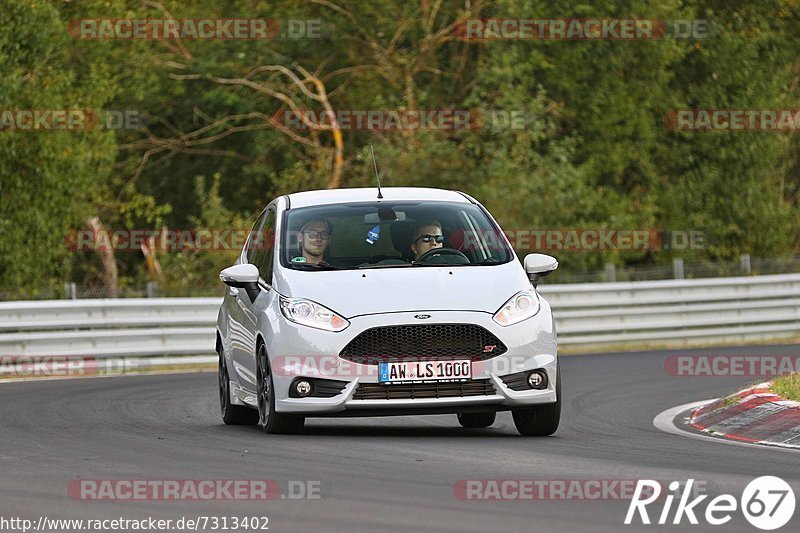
[216,187,560,435]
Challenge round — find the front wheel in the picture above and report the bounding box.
[512,365,561,436]
[256,343,305,434]
[219,352,258,425]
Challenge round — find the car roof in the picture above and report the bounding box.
[285,187,473,209]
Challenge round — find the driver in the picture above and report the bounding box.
[410,220,444,261]
[297,219,332,265]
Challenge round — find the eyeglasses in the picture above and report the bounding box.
[303,230,330,240]
[416,234,444,244]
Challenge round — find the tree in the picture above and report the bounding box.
[0,1,116,292]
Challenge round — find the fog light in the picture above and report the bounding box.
[295,380,313,397]
[527,371,547,389]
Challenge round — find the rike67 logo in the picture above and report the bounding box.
[626,477,795,530]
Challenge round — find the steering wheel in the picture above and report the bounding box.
[414,247,470,264]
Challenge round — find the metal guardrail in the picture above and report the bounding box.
[1,273,799,359]
[0,299,218,358]
[539,273,800,349]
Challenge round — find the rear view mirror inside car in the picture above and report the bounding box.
[364,210,406,224]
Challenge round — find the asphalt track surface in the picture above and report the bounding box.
[1,344,798,533]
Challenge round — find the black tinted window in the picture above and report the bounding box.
[251,208,275,283]
[245,209,268,263]
[281,201,513,270]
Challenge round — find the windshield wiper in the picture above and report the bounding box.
[290,263,346,271]
[357,262,414,269]
[411,261,471,267]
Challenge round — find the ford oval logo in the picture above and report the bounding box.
[414,314,431,320]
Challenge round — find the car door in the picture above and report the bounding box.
[227,208,270,391]
[234,204,277,387]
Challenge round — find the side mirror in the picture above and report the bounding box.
[524,253,559,287]
[220,263,261,302]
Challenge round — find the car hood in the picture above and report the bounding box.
[275,262,530,318]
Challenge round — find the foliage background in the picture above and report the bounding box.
[1,0,798,296]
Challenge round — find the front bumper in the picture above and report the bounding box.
[266,307,558,415]
[277,373,556,415]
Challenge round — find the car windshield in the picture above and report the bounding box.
[281,201,514,270]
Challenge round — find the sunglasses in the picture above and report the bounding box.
[416,234,444,244]
[303,230,330,240]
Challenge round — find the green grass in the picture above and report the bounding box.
[772,373,800,402]
[717,373,800,408]
[721,394,740,407]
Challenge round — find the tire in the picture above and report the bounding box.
[256,343,305,434]
[457,412,496,428]
[219,351,258,425]
[512,365,561,436]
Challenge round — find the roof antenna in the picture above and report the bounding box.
[370,144,384,199]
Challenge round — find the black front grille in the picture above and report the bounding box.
[339,324,507,365]
[352,379,496,400]
[313,379,348,397]
[499,370,530,391]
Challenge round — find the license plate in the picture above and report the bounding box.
[379,360,471,383]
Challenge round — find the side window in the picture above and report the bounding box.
[250,208,276,285]
[245,210,268,264]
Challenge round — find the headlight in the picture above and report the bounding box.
[279,297,349,332]
[492,290,541,326]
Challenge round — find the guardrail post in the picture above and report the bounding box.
[672,258,684,279]
[146,282,158,298]
[740,254,751,275]
[604,263,616,282]
[64,282,77,299]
